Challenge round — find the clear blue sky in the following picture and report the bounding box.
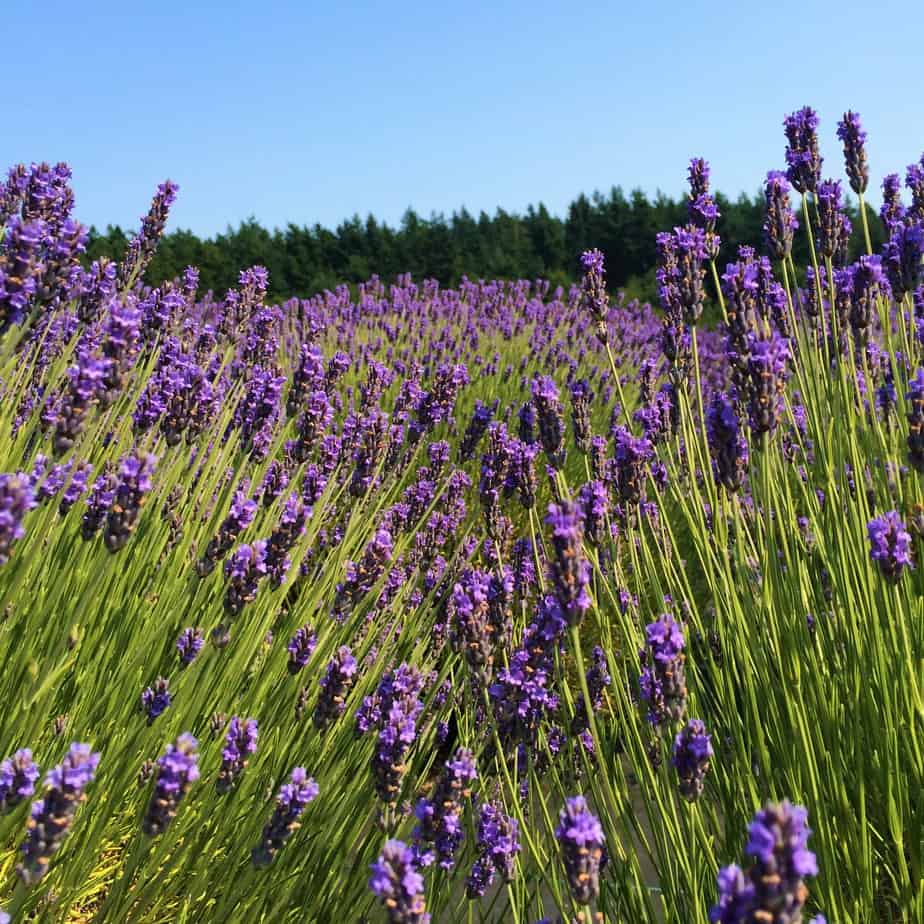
[6,0,923,237]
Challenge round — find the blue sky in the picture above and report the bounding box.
[6,0,923,236]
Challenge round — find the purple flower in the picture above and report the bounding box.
[612,426,654,505]
[0,473,36,566]
[545,501,592,626]
[688,158,721,257]
[784,106,822,194]
[197,489,257,577]
[118,180,179,286]
[413,748,477,869]
[672,719,712,801]
[81,468,117,540]
[531,377,566,469]
[0,749,40,811]
[466,801,521,897]
[18,743,100,883]
[556,795,606,905]
[815,179,846,260]
[906,368,924,471]
[763,171,799,261]
[745,330,790,437]
[217,717,258,793]
[709,864,755,924]
[142,733,199,836]
[286,624,317,674]
[252,767,319,866]
[369,839,430,924]
[837,110,869,195]
[724,801,818,922]
[867,511,914,582]
[223,540,268,617]
[881,174,906,233]
[908,156,924,218]
[141,677,171,724]
[459,399,497,462]
[706,394,749,491]
[314,645,358,730]
[176,627,204,668]
[104,453,157,553]
[58,461,92,516]
[848,255,888,334]
[450,569,496,684]
[883,220,924,299]
[639,614,687,726]
[580,248,609,341]
[361,664,426,804]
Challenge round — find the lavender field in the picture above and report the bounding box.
[0,108,922,923]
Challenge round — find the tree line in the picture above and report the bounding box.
[86,187,885,303]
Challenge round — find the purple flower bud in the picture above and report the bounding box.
[142,733,198,836]
[286,625,317,674]
[369,839,430,924]
[867,511,914,582]
[223,540,268,617]
[706,394,749,491]
[466,801,520,898]
[413,748,477,869]
[0,749,40,811]
[141,677,171,724]
[104,453,157,553]
[784,106,822,194]
[0,473,36,566]
[555,795,606,905]
[176,627,204,667]
[18,743,100,883]
[836,110,869,195]
[531,377,566,469]
[217,717,258,793]
[118,180,179,286]
[545,501,591,625]
[252,767,318,867]
[639,614,687,726]
[763,171,799,261]
[314,646,358,730]
[711,801,818,922]
[672,719,712,801]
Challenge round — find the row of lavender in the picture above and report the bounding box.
[0,106,921,922]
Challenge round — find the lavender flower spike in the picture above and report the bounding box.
[252,767,319,867]
[672,719,712,801]
[142,733,199,836]
[369,839,431,924]
[0,473,36,566]
[837,110,869,195]
[556,795,606,905]
[867,511,914,582]
[217,717,258,793]
[0,749,40,811]
[176,627,204,668]
[18,743,100,883]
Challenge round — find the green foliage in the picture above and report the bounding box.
[88,189,885,304]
